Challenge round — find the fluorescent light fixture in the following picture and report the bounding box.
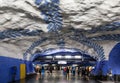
[58,61,67,64]
[75,56,82,59]
[55,55,62,58]
[65,55,72,58]
[46,56,52,58]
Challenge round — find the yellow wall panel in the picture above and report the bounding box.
[20,64,26,79]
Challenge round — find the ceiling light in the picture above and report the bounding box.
[75,56,81,59]
[65,55,72,58]
[55,55,62,58]
[46,56,52,58]
[58,61,67,64]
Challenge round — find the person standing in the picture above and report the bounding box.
[72,67,76,76]
[36,65,40,74]
[63,67,67,75]
[49,66,53,75]
[77,67,80,76]
[108,68,114,81]
[66,67,69,78]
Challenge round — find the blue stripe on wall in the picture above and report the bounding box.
[0,56,34,83]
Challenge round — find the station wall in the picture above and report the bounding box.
[0,56,34,83]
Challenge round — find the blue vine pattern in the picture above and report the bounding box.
[22,22,120,61]
[35,0,63,32]
[23,37,47,60]
[84,22,120,33]
[0,14,119,61]
[24,34,105,61]
[88,34,120,41]
[69,35,105,61]
[0,29,43,40]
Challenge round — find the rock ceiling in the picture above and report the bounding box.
[0,0,120,61]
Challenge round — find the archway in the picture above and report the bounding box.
[109,43,120,75]
[30,47,97,74]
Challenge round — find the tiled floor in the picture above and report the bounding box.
[13,71,110,83]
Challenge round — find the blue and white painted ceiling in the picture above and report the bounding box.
[0,0,120,61]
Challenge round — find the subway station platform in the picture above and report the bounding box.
[1,0,120,83]
[12,71,114,83]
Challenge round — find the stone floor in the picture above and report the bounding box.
[13,71,114,83]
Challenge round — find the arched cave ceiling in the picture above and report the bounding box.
[0,0,120,60]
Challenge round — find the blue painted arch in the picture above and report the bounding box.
[91,42,120,76]
[109,42,120,75]
[24,37,103,61]
[30,48,97,62]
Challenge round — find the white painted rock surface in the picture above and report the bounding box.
[0,0,119,60]
[0,0,120,31]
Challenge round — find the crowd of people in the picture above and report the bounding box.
[63,66,92,80]
[35,65,93,80]
[34,65,116,81]
[35,65,53,76]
